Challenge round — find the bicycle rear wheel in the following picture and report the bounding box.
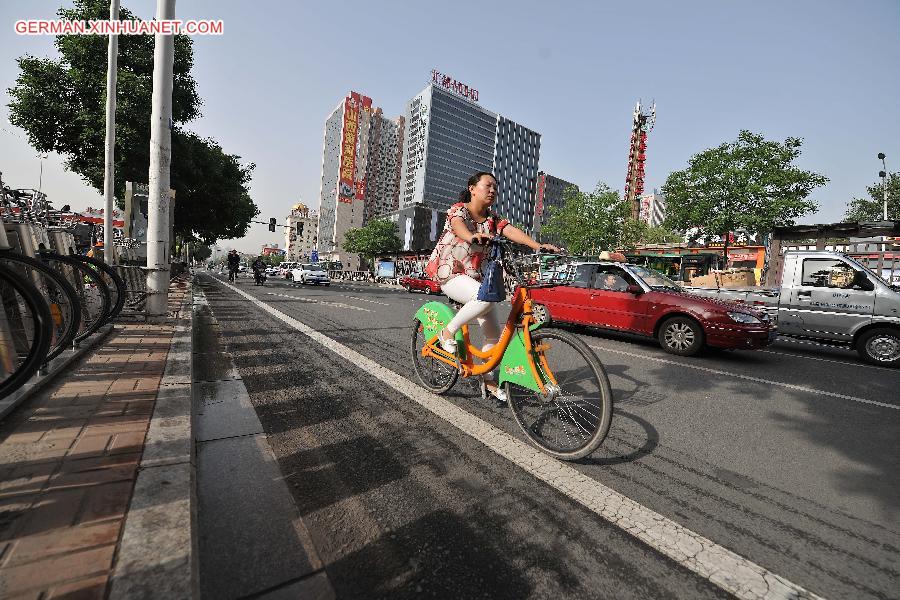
[410,319,458,394]
[506,328,613,461]
[0,263,54,399]
[42,253,111,342]
[0,251,82,362]
[72,255,126,324]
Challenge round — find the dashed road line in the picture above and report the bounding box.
[347,295,391,306]
[218,277,824,600]
[264,291,371,312]
[585,343,897,410]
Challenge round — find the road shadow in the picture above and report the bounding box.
[325,510,537,599]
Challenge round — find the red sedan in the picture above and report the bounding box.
[529,262,776,356]
[399,272,442,295]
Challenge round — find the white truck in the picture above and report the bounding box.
[684,250,900,366]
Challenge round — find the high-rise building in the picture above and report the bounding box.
[399,74,541,235]
[532,172,578,243]
[285,203,318,261]
[639,190,667,227]
[363,110,405,224]
[493,116,541,230]
[316,92,404,270]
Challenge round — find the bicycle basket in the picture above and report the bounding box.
[503,247,576,288]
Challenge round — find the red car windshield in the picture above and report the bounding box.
[629,265,680,289]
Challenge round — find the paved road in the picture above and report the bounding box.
[196,273,899,600]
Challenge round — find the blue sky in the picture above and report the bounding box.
[2,0,898,253]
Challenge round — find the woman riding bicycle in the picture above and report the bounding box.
[426,171,558,401]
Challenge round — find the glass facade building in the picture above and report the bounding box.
[399,83,541,232]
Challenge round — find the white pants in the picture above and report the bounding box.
[441,275,500,353]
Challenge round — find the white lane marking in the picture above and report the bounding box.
[586,343,897,410]
[264,292,371,312]
[217,278,823,600]
[348,295,391,306]
[759,348,898,373]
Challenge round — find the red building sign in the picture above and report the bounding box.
[431,69,479,102]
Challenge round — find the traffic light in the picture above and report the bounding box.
[268,218,276,232]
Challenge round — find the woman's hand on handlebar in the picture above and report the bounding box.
[537,243,562,254]
[469,232,492,245]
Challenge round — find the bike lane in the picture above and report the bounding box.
[212,274,900,600]
[197,275,736,599]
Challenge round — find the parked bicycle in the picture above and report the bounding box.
[0,176,130,400]
[410,239,614,460]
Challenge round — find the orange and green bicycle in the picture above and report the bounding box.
[410,239,613,461]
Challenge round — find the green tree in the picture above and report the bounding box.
[343,219,402,269]
[541,183,629,254]
[662,130,827,258]
[7,0,257,244]
[619,219,682,250]
[844,173,899,222]
[189,244,212,263]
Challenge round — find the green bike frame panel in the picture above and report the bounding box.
[498,328,545,393]
[415,301,546,391]
[415,301,466,358]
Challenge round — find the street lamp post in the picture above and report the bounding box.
[877,153,888,221]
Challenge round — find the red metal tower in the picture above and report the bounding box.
[624,100,656,220]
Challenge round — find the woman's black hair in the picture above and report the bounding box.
[458,171,496,202]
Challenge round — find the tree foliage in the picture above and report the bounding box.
[7,0,257,244]
[343,219,402,268]
[619,219,682,250]
[541,183,629,254]
[662,131,827,245]
[844,172,899,222]
[189,244,212,262]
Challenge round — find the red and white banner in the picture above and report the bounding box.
[338,92,361,204]
[354,95,373,201]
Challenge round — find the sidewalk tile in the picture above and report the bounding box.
[77,481,133,524]
[0,462,60,499]
[14,488,84,538]
[109,432,145,455]
[49,455,140,490]
[4,521,119,566]
[47,575,108,599]
[0,495,36,541]
[70,435,113,458]
[0,544,115,595]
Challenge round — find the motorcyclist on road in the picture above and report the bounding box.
[227,250,241,282]
[251,256,266,285]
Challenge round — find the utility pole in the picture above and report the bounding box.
[145,0,176,320]
[102,0,120,264]
[878,153,889,221]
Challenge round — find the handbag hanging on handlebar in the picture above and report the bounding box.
[476,241,506,302]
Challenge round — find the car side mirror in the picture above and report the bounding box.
[626,284,643,295]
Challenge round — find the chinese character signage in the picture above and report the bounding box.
[338,92,361,204]
[354,95,373,201]
[431,69,479,102]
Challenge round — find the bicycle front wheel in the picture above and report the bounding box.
[506,328,613,461]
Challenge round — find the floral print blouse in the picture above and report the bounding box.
[426,203,509,285]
